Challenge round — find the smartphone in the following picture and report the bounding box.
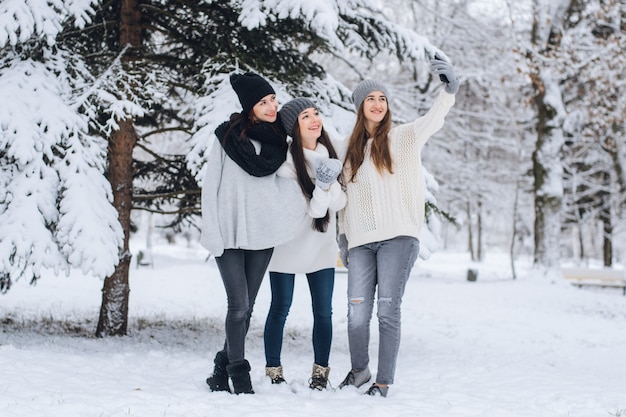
[433,53,449,83]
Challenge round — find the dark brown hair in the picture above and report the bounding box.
[289,125,338,232]
[224,108,283,142]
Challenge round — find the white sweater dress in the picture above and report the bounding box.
[268,143,347,274]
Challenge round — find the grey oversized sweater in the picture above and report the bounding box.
[201,139,307,257]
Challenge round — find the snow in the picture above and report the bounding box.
[0,0,95,47]
[2,241,625,417]
[0,52,123,283]
[239,0,342,49]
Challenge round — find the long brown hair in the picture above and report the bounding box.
[289,125,338,232]
[345,104,393,182]
[223,112,251,140]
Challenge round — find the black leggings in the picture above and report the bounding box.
[214,248,273,364]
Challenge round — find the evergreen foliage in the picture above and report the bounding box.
[0,0,443,301]
[0,1,122,289]
[3,0,622,326]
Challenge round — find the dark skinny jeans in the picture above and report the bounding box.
[214,248,273,364]
[264,268,334,368]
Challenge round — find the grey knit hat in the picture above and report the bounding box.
[351,79,389,110]
[279,97,316,136]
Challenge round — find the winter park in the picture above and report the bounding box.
[1,1,625,417]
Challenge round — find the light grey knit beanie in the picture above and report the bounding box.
[279,97,317,136]
[351,79,389,111]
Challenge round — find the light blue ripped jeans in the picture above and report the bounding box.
[346,236,419,385]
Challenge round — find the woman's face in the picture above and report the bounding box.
[362,91,388,126]
[252,94,279,123]
[297,107,322,149]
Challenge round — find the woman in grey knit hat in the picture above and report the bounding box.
[263,97,345,390]
[337,55,459,397]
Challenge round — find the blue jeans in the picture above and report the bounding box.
[214,248,273,364]
[264,268,335,367]
[346,236,419,385]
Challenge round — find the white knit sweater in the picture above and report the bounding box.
[340,90,455,249]
[268,143,347,274]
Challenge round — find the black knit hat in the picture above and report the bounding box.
[230,72,276,115]
[279,97,316,136]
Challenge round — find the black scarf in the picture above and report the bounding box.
[215,119,288,177]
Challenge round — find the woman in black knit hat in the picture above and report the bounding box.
[202,72,307,395]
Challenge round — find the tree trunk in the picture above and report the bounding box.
[528,0,572,276]
[604,135,626,197]
[602,212,612,268]
[531,71,564,274]
[601,171,612,267]
[577,223,584,262]
[467,202,476,261]
[96,0,142,337]
[509,177,521,280]
[96,120,138,336]
[531,123,563,272]
[477,200,483,262]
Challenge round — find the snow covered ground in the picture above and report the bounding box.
[1,241,625,417]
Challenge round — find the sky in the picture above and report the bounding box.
[2,237,625,417]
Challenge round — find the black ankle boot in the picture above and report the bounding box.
[226,360,254,394]
[206,351,231,392]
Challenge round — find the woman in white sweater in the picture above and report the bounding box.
[263,98,345,390]
[337,56,459,397]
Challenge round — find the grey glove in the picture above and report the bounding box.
[315,158,342,190]
[430,54,459,94]
[338,233,349,267]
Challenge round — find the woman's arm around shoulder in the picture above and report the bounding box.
[330,137,348,162]
[275,148,298,179]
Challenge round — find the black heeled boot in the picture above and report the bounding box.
[226,360,254,394]
[206,351,231,392]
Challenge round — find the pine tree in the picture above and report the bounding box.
[0,1,122,293]
[2,1,444,333]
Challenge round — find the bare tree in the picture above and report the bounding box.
[525,0,575,276]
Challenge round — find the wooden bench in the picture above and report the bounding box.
[562,267,626,295]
